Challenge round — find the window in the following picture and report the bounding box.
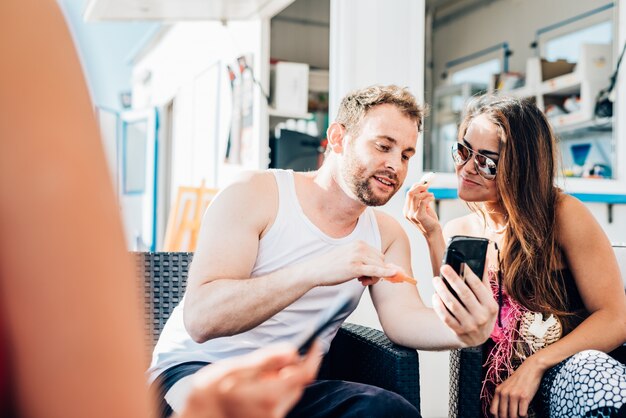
[450,58,501,86]
[543,20,613,62]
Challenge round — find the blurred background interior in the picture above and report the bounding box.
[60,0,626,416]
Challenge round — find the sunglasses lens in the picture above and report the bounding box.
[452,142,498,180]
[451,143,470,166]
[476,156,497,179]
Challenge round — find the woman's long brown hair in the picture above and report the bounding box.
[459,95,576,328]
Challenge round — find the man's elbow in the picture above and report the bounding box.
[183,306,222,343]
[183,315,208,343]
[387,332,404,346]
[382,324,407,347]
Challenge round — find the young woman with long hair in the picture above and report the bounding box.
[405,95,626,417]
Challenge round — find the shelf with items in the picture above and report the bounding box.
[507,44,612,133]
[268,63,328,170]
[419,1,626,225]
[420,42,622,215]
[268,63,328,132]
[269,61,310,118]
[502,43,617,183]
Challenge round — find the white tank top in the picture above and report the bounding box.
[148,169,382,380]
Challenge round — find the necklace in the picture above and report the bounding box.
[484,219,508,234]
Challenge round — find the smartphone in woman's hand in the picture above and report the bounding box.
[441,235,489,299]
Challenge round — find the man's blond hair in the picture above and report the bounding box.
[335,85,424,135]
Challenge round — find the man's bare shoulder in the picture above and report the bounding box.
[217,170,276,201]
[373,210,410,252]
[225,170,275,188]
[208,170,278,230]
[373,210,404,233]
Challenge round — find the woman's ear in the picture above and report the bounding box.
[326,122,346,153]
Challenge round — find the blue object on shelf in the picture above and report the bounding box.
[570,193,626,204]
[423,187,626,204]
[570,143,592,166]
[587,164,612,178]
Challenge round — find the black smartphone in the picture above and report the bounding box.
[295,293,352,356]
[441,235,489,298]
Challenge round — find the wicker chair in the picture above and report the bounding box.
[448,244,626,417]
[135,251,421,412]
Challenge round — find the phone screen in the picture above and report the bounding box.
[295,293,352,356]
[441,236,489,299]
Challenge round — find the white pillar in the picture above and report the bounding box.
[329,0,425,179]
[617,0,626,185]
[330,4,452,418]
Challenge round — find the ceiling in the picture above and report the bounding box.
[426,0,501,27]
[84,0,294,21]
[85,0,496,24]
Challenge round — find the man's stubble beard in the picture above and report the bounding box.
[341,153,399,207]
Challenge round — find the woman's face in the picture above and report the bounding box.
[455,114,500,203]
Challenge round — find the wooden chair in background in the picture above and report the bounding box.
[162,181,218,252]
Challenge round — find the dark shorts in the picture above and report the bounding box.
[154,361,420,418]
[152,361,210,418]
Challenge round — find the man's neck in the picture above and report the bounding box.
[300,165,367,234]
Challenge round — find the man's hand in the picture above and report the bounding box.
[489,356,545,418]
[303,240,398,287]
[431,263,498,347]
[181,341,321,418]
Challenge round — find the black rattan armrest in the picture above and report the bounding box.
[448,346,484,418]
[319,323,420,411]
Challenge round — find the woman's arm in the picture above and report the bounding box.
[489,194,626,418]
[529,194,626,369]
[403,182,446,275]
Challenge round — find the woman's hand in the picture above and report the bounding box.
[432,264,498,347]
[489,356,546,418]
[180,341,321,418]
[403,182,441,238]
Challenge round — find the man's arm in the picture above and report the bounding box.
[370,212,497,350]
[183,172,312,342]
[183,173,396,343]
[370,212,462,349]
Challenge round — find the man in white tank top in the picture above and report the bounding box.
[150,85,499,418]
